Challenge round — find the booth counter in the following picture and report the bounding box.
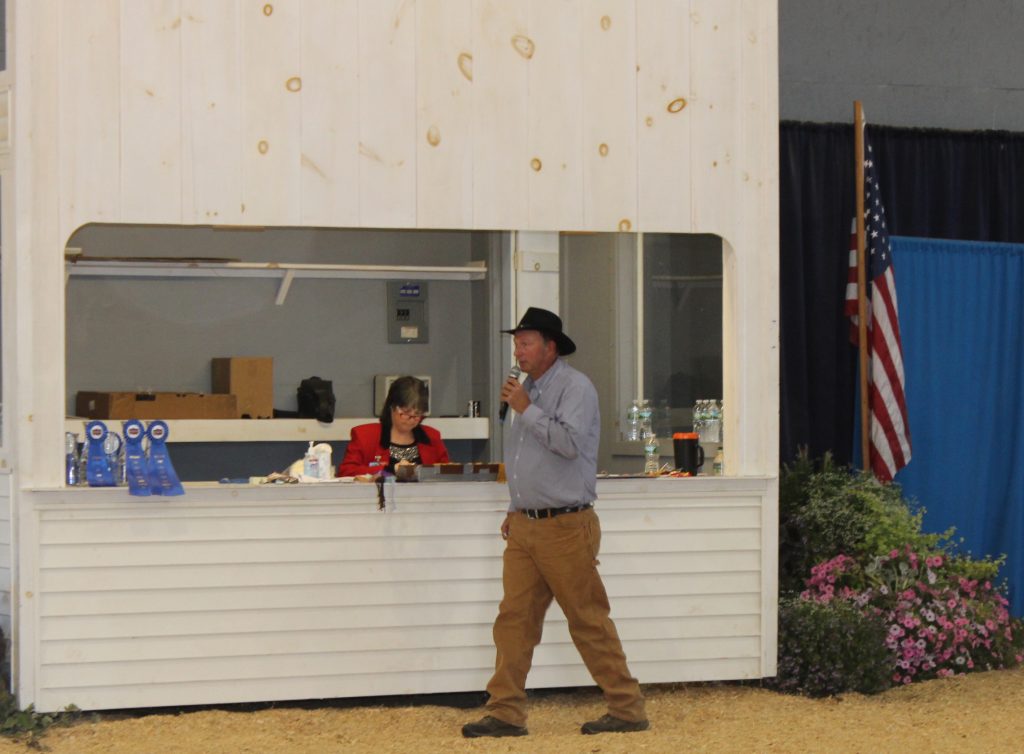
[11,476,777,712]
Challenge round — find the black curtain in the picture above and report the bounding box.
[779,122,1024,466]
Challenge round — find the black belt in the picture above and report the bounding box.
[520,503,592,520]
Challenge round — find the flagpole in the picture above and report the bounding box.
[854,101,870,473]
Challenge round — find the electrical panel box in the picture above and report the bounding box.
[387,281,429,344]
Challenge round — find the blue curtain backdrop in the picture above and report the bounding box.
[860,237,1024,615]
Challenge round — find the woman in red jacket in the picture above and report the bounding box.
[338,376,450,477]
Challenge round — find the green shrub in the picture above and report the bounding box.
[779,450,947,595]
[769,596,894,697]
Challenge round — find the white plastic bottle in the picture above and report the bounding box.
[303,441,320,480]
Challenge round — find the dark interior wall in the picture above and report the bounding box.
[65,226,483,418]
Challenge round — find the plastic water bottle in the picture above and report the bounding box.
[638,399,653,439]
[707,400,722,444]
[643,433,660,475]
[713,447,724,476]
[626,400,641,441]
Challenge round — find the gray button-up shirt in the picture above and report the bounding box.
[505,357,600,510]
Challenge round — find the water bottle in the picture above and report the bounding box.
[693,400,705,441]
[713,446,724,476]
[708,400,722,444]
[625,400,641,441]
[643,433,660,475]
[65,432,81,486]
[638,399,653,439]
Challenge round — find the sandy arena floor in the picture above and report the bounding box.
[2,667,1023,753]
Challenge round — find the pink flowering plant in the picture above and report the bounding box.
[776,452,1024,696]
[800,545,1023,686]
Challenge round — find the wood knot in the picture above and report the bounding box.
[530,157,542,172]
[285,76,302,92]
[511,34,535,60]
[598,143,609,157]
[457,52,473,81]
[426,125,441,147]
[667,97,687,114]
[262,4,273,16]
[618,219,632,232]
[257,140,269,154]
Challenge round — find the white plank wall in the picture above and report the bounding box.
[58,0,121,235]
[241,0,302,225]
[470,0,530,230]
[38,0,778,244]
[300,0,361,228]
[10,0,779,708]
[358,0,417,228]
[0,476,11,656]
[26,479,770,712]
[637,0,693,232]
[121,0,183,224]
[181,0,244,224]
[526,0,583,231]
[582,0,638,232]
[415,0,474,229]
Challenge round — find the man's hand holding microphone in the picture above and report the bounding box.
[498,365,528,423]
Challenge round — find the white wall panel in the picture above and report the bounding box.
[241,0,302,224]
[415,0,474,228]
[23,479,771,711]
[471,0,529,229]
[688,0,740,239]
[121,0,183,223]
[0,478,10,651]
[59,0,121,235]
[637,0,693,232]
[357,0,417,228]
[181,0,243,224]
[526,0,583,231]
[582,0,637,232]
[299,0,360,227]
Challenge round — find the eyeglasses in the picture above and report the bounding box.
[395,409,425,421]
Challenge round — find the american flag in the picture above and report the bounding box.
[844,134,912,482]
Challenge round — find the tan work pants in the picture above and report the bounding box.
[484,507,646,726]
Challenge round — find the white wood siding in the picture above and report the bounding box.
[0,475,11,658]
[25,478,771,712]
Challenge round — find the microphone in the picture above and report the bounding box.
[498,365,522,423]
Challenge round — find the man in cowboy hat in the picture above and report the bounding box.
[462,307,649,738]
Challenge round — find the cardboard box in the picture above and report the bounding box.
[75,391,238,420]
[211,357,274,419]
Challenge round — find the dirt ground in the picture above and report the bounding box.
[3,667,1024,753]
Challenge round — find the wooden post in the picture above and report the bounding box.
[854,101,870,472]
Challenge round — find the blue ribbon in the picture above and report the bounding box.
[146,420,184,496]
[122,420,151,496]
[84,421,117,487]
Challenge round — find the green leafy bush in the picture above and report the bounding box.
[779,450,947,596]
[776,450,1023,696]
[769,596,894,697]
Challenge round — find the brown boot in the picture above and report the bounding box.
[580,714,650,735]
[461,715,528,738]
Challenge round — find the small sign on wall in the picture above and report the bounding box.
[387,281,429,344]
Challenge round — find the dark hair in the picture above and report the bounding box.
[378,376,431,447]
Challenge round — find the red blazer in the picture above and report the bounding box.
[338,422,450,477]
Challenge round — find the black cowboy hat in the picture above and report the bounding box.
[501,307,577,355]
